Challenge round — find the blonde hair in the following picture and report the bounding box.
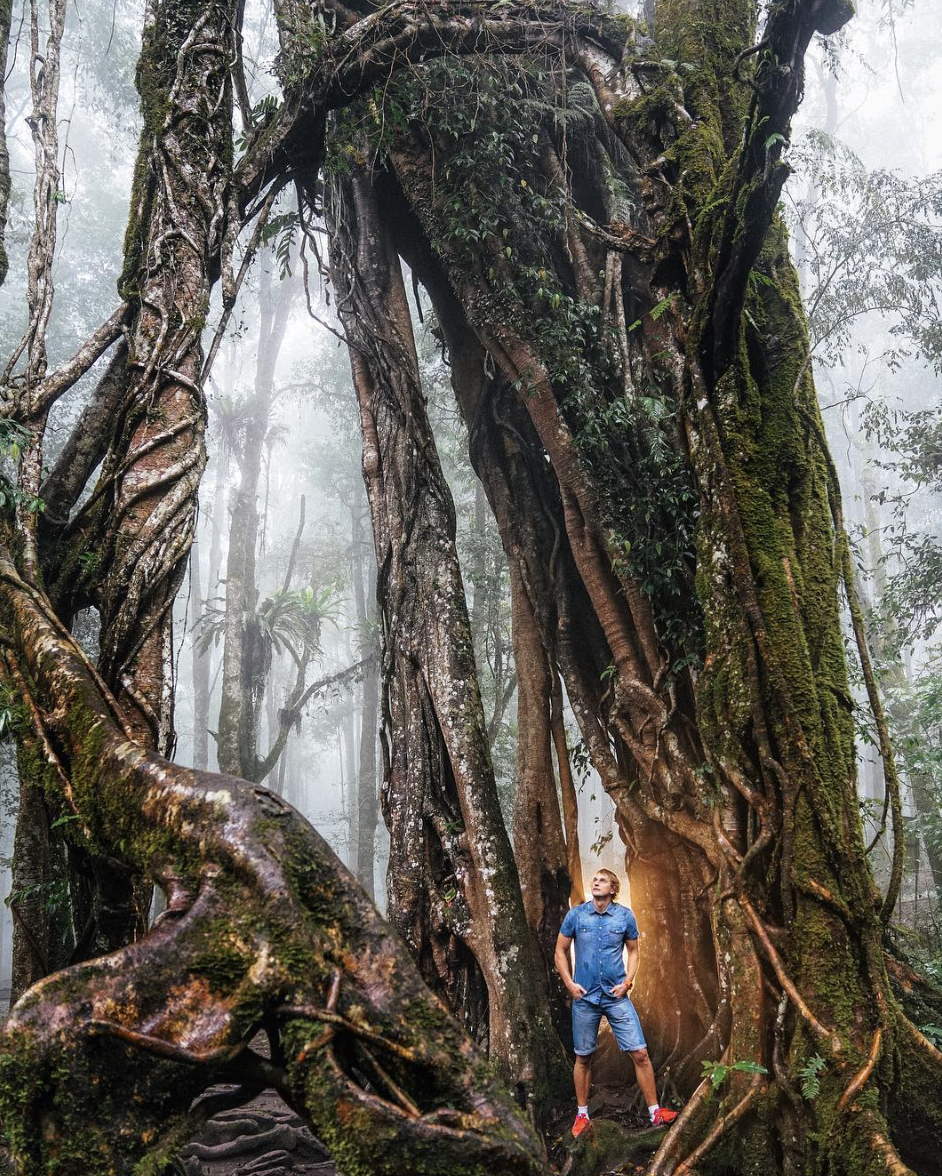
[594,868,620,898]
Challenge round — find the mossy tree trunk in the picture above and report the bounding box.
[0,1,621,1172]
[0,0,12,289]
[326,157,566,1112]
[322,0,941,1169]
[0,550,548,1176]
[9,0,241,982]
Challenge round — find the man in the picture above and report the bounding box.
[554,868,678,1137]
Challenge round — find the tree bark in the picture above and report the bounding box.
[0,0,11,288]
[348,3,942,1165]
[326,157,565,1111]
[0,550,547,1176]
[1,1,940,1172]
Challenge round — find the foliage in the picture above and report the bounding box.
[858,395,942,653]
[0,420,43,515]
[699,1058,768,1099]
[259,210,300,278]
[354,55,704,664]
[0,682,25,740]
[4,877,69,915]
[195,584,340,663]
[788,132,942,371]
[797,1053,827,1099]
[878,649,942,872]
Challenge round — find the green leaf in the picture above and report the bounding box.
[730,1060,768,1074]
[649,295,673,321]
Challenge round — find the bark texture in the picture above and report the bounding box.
[326,157,566,1110]
[317,0,942,1168]
[1,2,940,1174]
[0,552,547,1176]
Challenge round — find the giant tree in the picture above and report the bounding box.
[0,0,598,1171]
[324,0,942,1170]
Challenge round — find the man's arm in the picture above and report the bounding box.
[554,932,586,999]
[611,936,639,999]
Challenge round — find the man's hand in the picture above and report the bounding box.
[568,983,588,1001]
[610,980,632,999]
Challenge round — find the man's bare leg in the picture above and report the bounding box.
[628,1046,658,1106]
[574,1053,593,1106]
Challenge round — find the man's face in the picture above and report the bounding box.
[590,873,616,900]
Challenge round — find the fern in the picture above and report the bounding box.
[798,1054,827,1099]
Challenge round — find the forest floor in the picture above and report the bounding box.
[177,1086,335,1176]
[176,1082,658,1176]
[175,1029,663,1176]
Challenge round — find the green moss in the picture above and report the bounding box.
[562,1119,662,1176]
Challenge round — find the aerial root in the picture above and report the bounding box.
[84,1020,288,1091]
[671,1075,766,1176]
[837,1026,882,1113]
[901,1014,942,1069]
[646,1059,722,1176]
[858,1110,917,1176]
[736,892,840,1052]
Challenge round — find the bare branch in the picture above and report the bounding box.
[2,303,130,420]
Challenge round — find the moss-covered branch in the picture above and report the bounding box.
[0,549,547,1176]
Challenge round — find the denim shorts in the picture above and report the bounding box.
[572,993,647,1055]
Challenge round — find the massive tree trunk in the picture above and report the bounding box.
[0,551,547,1176]
[326,157,566,1109]
[377,156,710,1067]
[42,0,235,970]
[2,0,941,1172]
[0,0,12,289]
[322,1,941,1168]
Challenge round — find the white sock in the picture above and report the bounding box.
[577,1105,589,1117]
[648,1103,660,1121]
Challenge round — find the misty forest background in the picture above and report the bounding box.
[0,0,936,995]
[0,0,939,1164]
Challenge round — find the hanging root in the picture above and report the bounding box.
[0,548,547,1176]
[647,1062,722,1176]
[837,1026,882,1113]
[901,1015,942,1070]
[736,892,840,1052]
[671,1074,767,1176]
[854,1111,917,1176]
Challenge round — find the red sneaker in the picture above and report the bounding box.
[652,1107,678,1127]
[571,1112,592,1138]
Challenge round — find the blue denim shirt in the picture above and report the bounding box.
[560,900,639,1006]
